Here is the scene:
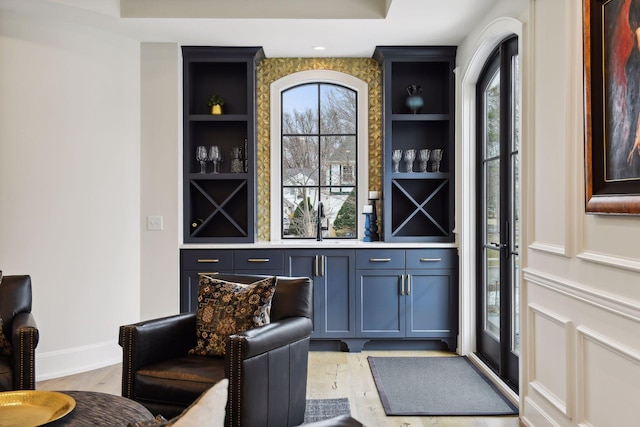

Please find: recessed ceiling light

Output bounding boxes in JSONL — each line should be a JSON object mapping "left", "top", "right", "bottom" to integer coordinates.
{"left": 313, "top": 46, "right": 326, "bottom": 51}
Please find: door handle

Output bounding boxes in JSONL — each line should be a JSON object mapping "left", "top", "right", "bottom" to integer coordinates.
{"left": 247, "top": 258, "right": 270, "bottom": 263}
{"left": 315, "top": 255, "right": 319, "bottom": 277}
{"left": 197, "top": 272, "right": 219, "bottom": 276}
{"left": 419, "top": 258, "right": 442, "bottom": 262}
{"left": 313, "top": 255, "right": 325, "bottom": 277}
{"left": 197, "top": 259, "right": 219, "bottom": 263}
{"left": 407, "top": 274, "right": 411, "bottom": 295}
{"left": 369, "top": 258, "right": 392, "bottom": 262}
{"left": 400, "top": 274, "right": 405, "bottom": 296}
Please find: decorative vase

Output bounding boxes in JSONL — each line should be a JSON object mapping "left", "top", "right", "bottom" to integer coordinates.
{"left": 405, "top": 85, "right": 424, "bottom": 114}
{"left": 210, "top": 104, "right": 222, "bottom": 115}
{"left": 231, "top": 147, "right": 243, "bottom": 173}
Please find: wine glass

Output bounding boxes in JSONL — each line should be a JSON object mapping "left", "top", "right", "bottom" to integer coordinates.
{"left": 196, "top": 146, "right": 208, "bottom": 173}
{"left": 209, "top": 146, "right": 221, "bottom": 173}
{"left": 431, "top": 148, "right": 443, "bottom": 172}
{"left": 418, "top": 149, "right": 431, "bottom": 172}
{"left": 403, "top": 149, "right": 416, "bottom": 173}
{"left": 392, "top": 150, "right": 403, "bottom": 173}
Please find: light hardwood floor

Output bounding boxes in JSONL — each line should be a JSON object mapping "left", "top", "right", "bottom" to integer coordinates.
{"left": 37, "top": 350, "right": 522, "bottom": 427}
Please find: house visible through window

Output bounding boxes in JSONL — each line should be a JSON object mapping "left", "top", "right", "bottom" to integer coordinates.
{"left": 280, "top": 83, "right": 358, "bottom": 239}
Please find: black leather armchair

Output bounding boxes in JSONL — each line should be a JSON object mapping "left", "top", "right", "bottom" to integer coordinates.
{"left": 0, "top": 274, "right": 39, "bottom": 391}
{"left": 119, "top": 274, "right": 313, "bottom": 427}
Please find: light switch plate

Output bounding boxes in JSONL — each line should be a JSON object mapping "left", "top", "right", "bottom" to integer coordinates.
{"left": 147, "top": 215, "right": 163, "bottom": 231}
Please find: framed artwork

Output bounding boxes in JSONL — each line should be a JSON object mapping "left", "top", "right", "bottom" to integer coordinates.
{"left": 584, "top": 0, "right": 640, "bottom": 214}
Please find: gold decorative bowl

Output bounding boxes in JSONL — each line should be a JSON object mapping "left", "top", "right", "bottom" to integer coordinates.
{"left": 0, "top": 390, "right": 76, "bottom": 427}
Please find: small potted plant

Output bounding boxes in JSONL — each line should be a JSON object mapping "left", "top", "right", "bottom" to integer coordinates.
{"left": 207, "top": 94, "right": 225, "bottom": 115}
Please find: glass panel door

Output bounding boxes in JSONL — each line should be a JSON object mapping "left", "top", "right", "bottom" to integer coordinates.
{"left": 476, "top": 36, "right": 519, "bottom": 391}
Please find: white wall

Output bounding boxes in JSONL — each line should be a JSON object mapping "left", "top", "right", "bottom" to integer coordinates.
{"left": 458, "top": 1, "right": 640, "bottom": 426}
{"left": 0, "top": 8, "right": 141, "bottom": 379}
{"left": 139, "top": 43, "right": 181, "bottom": 320}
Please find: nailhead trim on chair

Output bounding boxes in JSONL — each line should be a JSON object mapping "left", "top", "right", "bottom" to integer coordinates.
{"left": 18, "top": 329, "right": 24, "bottom": 389}
{"left": 227, "top": 335, "right": 246, "bottom": 427}
{"left": 17, "top": 327, "right": 36, "bottom": 390}
{"left": 120, "top": 326, "right": 134, "bottom": 399}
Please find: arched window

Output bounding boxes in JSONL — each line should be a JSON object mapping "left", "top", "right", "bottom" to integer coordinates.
{"left": 271, "top": 71, "right": 368, "bottom": 240}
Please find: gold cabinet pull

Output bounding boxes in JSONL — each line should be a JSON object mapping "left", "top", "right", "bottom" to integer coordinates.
{"left": 197, "top": 259, "right": 220, "bottom": 263}
{"left": 315, "top": 255, "right": 319, "bottom": 277}
{"left": 197, "top": 272, "right": 219, "bottom": 276}
{"left": 420, "top": 258, "right": 442, "bottom": 262}
{"left": 407, "top": 274, "right": 411, "bottom": 295}
{"left": 370, "top": 258, "right": 392, "bottom": 262}
{"left": 400, "top": 274, "right": 405, "bottom": 296}
{"left": 247, "top": 258, "right": 270, "bottom": 263}
{"left": 321, "top": 255, "right": 325, "bottom": 277}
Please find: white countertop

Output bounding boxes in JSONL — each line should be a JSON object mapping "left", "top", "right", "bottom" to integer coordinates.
{"left": 180, "top": 240, "right": 458, "bottom": 250}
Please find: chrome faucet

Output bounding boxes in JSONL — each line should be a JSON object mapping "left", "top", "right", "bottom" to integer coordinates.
{"left": 316, "top": 201, "right": 328, "bottom": 241}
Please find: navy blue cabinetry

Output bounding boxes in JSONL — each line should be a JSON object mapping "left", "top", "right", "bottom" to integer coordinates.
{"left": 182, "top": 47, "right": 264, "bottom": 243}
{"left": 232, "top": 249, "right": 284, "bottom": 275}
{"left": 180, "top": 247, "right": 457, "bottom": 352}
{"left": 180, "top": 249, "right": 233, "bottom": 312}
{"left": 355, "top": 249, "right": 405, "bottom": 340}
{"left": 374, "top": 46, "right": 456, "bottom": 243}
{"left": 285, "top": 249, "right": 355, "bottom": 344}
{"left": 356, "top": 248, "right": 458, "bottom": 351}
{"left": 180, "top": 249, "right": 283, "bottom": 312}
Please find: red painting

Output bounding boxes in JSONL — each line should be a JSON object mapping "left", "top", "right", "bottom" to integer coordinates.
{"left": 605, "top": 0, "right": 640, "bottom": 180}
{"left": 584, "top": 0, "right": 640, "bottom": 214}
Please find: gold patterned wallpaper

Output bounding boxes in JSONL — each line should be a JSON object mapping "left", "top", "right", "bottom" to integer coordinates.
{"left": 256, "top": 58, "right": 382, "bottom": 241}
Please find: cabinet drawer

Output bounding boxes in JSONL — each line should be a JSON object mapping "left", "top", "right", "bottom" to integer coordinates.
{"left": 181, "top": 250, "right": 233, "bottom": 272}
{"left": 405, "top": 249, "right": 456, "bottom": 269}
{"left": 234, "top": 250, "right": 284, "bottom": 271}
{"left": 356, "top": 249, "right": 405, "bottom": 269}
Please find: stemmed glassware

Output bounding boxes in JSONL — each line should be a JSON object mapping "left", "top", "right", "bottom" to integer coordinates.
{"left": 392, "top": 150, "right": 403, "bottom": 173}
{"left": 196, "top": 146, "right": 208, "bottom": 173}
{"left": 418, "top": 149, "right": 431, "bottom": 172}
{"left": 403, "top": 149, "right": 416, "bottom": 173}
{"left": 431, "top": 148, "right": 443, "bottom": 172}
{"left": 209, "top": 146, "right": 221, "bottom": 173}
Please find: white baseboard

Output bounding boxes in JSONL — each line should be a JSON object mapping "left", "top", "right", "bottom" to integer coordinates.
{"left": 36, "top": 341, "right": 121, "bottom": 381}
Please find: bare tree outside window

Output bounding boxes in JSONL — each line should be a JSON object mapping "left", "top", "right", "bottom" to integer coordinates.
{"left": 281, "top": 83, "right": 358, "bottom": 239}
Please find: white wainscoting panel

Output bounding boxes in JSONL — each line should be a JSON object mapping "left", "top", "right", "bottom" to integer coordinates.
{"left": 576, "top": 326, "right": 640, "bottom": 427}
{"left": 576, "top": 250, "right": 640, "bottom": 273}
{"left": 522, "top": 396, "right": 561, "bottom": 427}
{"left": 527, "top": 304, "right": 572, "bottom": 418}
{"left": 524, "top": 269, "right": 640, "bottom": 427}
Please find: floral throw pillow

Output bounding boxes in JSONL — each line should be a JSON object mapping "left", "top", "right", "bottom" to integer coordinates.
{"left": 189, "top": 276, "right": 277, "bottom": 357}
{"left": 0, "top": 317, "right": 12, "bottom": 357}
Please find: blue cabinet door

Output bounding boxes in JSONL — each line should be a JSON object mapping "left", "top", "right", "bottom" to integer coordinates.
{"left": 321, "top": 251, "right": 356, "bottom": 338}
{"left": 405, "top": 269, "right": 454, "bottom": 338}
{"left": 285, "top": 249, "right": 355, "bottom": 339}
{"left": 180, "top": 270, "right": 200, "bottom": 313}
{"left": 355, "top": 269, "right": 405, "bottom": 338}
{"left": 180, "top": 249, "right": 234, "bottom": 313}
{"left": 180, "top": 270, "right": 234, "bottom": 313}
{"left": 285, "top": 250, "right": 320, "bottom": 337}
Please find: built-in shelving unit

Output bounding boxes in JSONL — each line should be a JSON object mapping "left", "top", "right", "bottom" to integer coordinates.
{"left": 374, "top": 46, "right": 456, "bottom": 242}
{"left": 182, "top": 46, "right": 264, "bottom": 243}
